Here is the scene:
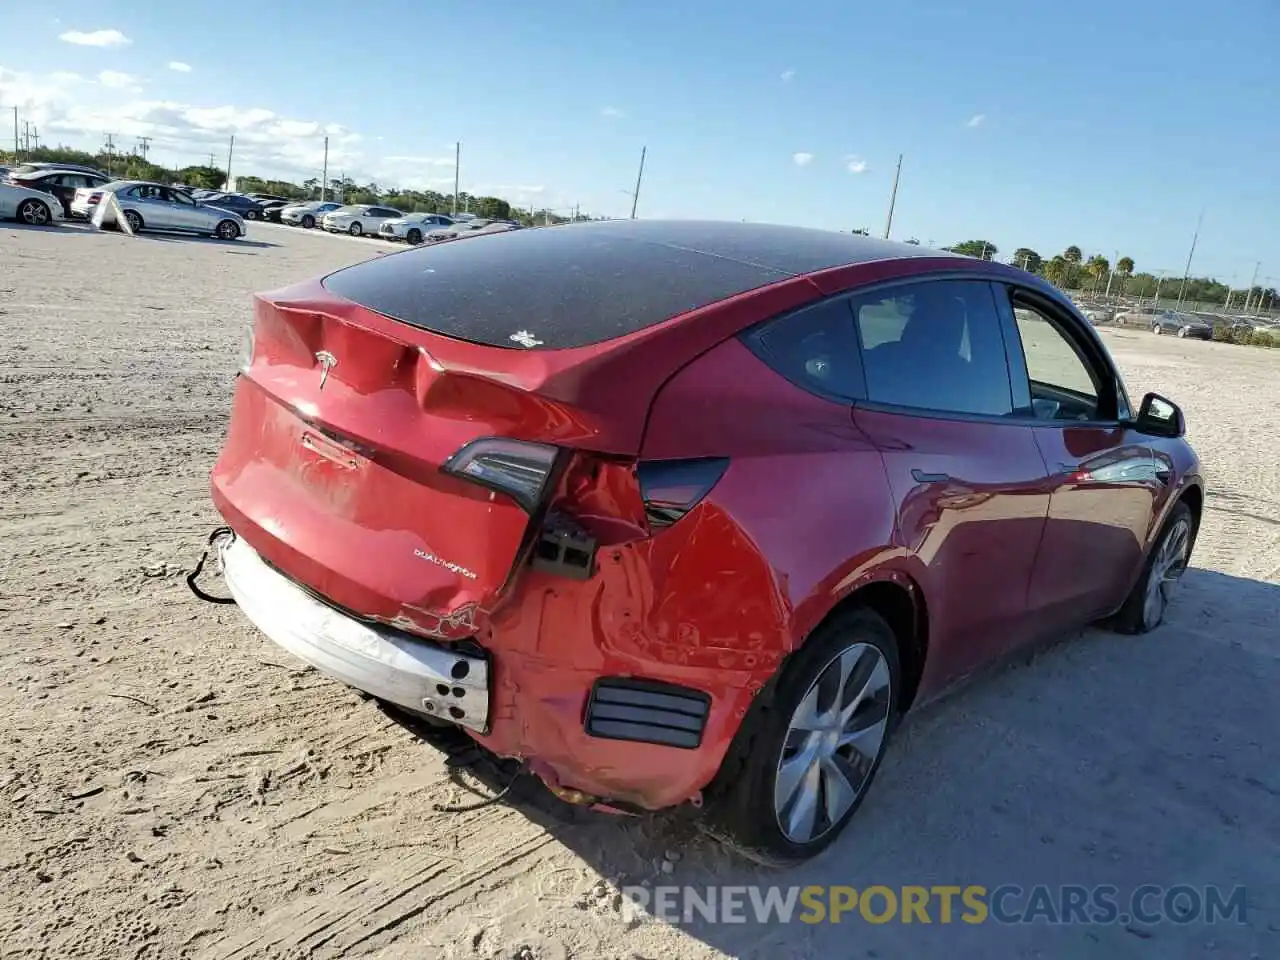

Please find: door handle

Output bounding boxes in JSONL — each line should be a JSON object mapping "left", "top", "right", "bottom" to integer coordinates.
{"left": 1056, "top": 461, "right": 1081, "bottom": 474}
{"left": 911, "top": 469, "right": 950, "bottom": 483}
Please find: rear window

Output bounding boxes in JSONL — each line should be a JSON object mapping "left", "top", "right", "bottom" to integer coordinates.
{"left": 321, "top": 224, "right": 789, "bottom": 350}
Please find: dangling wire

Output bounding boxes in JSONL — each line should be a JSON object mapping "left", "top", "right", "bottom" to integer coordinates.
{"left": 186, "top": 527, "right": 237, "bottom": 605}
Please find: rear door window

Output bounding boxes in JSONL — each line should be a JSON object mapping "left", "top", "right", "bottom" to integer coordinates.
{"left": 853, "top": 279, "right": 1013, "bottom": 416}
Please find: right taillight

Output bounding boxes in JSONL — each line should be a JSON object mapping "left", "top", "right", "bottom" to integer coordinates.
{"left": 636, "top": 457, "right": 730, "bottom": 529}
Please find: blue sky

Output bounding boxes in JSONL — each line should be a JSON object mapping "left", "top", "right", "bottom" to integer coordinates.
{"left": 2, "top": 0, "right": 1278, "bottom": 284}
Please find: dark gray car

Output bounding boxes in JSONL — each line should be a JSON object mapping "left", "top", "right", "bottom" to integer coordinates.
{"left": 1151, "top": 310, "right": 1213, "bottom": 340}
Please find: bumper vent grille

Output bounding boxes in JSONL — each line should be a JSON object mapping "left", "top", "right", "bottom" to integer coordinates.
{"left": 584, "top": 677, "right": 711, "bottom": 749}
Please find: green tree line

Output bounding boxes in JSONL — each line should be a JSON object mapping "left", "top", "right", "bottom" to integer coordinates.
{"left": 944, "top": 239, "right": 1277, "bottom": 311}
{"left": 1, "top": 144, "right": 593, "bottom": 226}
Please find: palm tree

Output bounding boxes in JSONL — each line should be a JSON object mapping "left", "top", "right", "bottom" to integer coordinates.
{"left": 1063, "top": 246, "right": 1083, "bottom": 289}
{"left": 1085, "top": 255, "right": 1110, "bottom": 294}
{"left": 1116, "top": 256, "right": 1135, "bottom": 296}
{"left": 1044, "top": 255, "right": 1069, "bottom": 287}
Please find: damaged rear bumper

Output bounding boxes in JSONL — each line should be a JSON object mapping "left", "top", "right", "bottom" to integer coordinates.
{"left": 217, "top": 535, "right": 490, "bottom": 732}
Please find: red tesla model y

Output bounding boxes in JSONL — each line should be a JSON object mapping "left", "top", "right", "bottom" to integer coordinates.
{"left": 206, "top": 220, "right": 1202, "bottom": 862}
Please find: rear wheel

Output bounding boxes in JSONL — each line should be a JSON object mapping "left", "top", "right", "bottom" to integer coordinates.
{"left": 301, "top": 214, "right": 315, "bottom": 229}
{"left": 349, "top": 222, "right": 363, "bottom": 236}
{"left": 215, "top": 219, "right": 241, "bottom": 241}
{"left": 702, "top": 607, "right": 899, "bottom": 864}
{"left": 123, "top": 209, "right": 143, "bottom": 234}
{"left": 407, "top": 228, "right": 423, "bottom": 245}
{"left": 245, "top": 210, "right": 260, "bottom": 221}
{"left": 17, "top": 198, "right": 51, "bottom": 226}
{"left": 1111, "top": 501, "right": 1194, "bottom": 634}
{"left": 1177, "top": 326, "right": 1188, "bottom": 338}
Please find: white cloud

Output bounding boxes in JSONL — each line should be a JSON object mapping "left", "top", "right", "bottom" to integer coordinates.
{"left": 792, "top": 152, "right": 814, "bottom": 167}
{"left": 97, "top": 70, "right": 141, "bottom": 92}
{"left": 59, "top": 28, "right": 130, "bottom": 47}
{"left": 966, "top": 113, "right": 985, "bottom": 128}
{"left": 168, "top": 61, "right": 192, "bottom": 73}
{"left": 845, "top": 154, "right": 868, "bottom": 174}
{"left": 600, "top": 106, "right": 625, "bottom": 118}
{"left": 781, "top": 69, "right": 796, "bottom": 82}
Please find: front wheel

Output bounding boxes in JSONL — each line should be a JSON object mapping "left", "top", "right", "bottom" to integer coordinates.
{"left": 123, "top": 210, "right": 143, "bottom": 234}
{"left": 301, "top": 214, "right": 315, "bottom": 229}
{"left": 1110, "top": 501, "right": 1194, "bottom": 634}
{"left": 215, "top": 219, "right": 241, "bottom": 241}
{"left": 1152, "top": 324, "right": 1163, "bottom": 335}
{"left": 348, "top": 222, "right": 363, "bottom": 236}
{"left": 17, "top": 198, "right": 52, "bottom": 226}
{"left": 702, "top": 607, "right": 899, "bottom": 864}
{"left": 245, "top": 210, "right": 260, "bottom": 221}
{"left": 407, "top": 228, "right": 423, "bottom": 245}
{"left": 1177, "top": 327, "right": 1188, "bottom": 338}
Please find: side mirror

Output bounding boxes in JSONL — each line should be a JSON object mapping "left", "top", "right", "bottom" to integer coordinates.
{"left": 1135, "top": 392, "right": 1185, "bottom": 438}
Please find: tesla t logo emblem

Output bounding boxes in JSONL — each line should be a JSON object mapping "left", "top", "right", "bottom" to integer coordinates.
{"left": 315, "top": 351, "right": 337, "bottom": 390}
{"left": 509, "top": 330, "right": 543, "bottom": 348}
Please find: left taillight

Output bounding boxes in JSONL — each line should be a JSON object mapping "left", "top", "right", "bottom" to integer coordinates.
{"left": 443, "top": 438, "right": 559, "bottom": 512}
{"left": 636, "top": 457, "right": 730, "bottom": 529}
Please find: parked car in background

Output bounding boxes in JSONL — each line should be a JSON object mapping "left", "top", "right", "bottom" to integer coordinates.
{"left": 378, "top": 212, "right": 455, "bottom": 244}
{"left": 72, "top": 181, "right": 245, "bottom": 239}
{"left": 1115, "top": 305, "right": 1157, "bottom": 327}
{"left": 322, "top": 204, "right": 404, "bottom": 236}
{"left": 260, "top": 199, "right": 293, "bottom": 223}
{"left": 280, "top": 201, "right": 342, "bottom": 229}
{"left": 245, "top": 193, "right": 290, "bottom": 203}
{"left": 8, "top": 161, "right": 109, "bottom": 180}
{"left": 1079, "top": 305, "right": 1115, "bottom": 325}
{"left": 7, "top": 167, "right": 111, "bottom": 218}
{"left": 422, "top": 217, "right": 516, "bottom": 243}
{"left": 202, "top": 221, "right": 1203, "bottom": 863}
{"left": 202, "top": 193, "right": 267, "bottom": 221}
{"left": 1, "top": 179, "right": 64, "bottom": 226}
{"left": 1151, "top": 310, "right": 1213, "bottom": 339}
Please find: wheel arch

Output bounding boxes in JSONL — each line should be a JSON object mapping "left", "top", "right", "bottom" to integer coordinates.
{"left": 801, "top": 571, "right": 930, "bottom": 713}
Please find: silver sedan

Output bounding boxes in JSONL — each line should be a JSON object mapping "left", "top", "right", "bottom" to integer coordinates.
{"left": 0, "top": 181, "right": 64, "bottom": 226}
{"left": 72, "top": 181, "right": 246, "bottom": 239}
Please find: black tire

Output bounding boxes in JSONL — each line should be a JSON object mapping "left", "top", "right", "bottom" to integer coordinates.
{"left": 215, "top": 219, "right": 240, "bottom": 241}
{"left": 1152, "top": 324, "right": 1162, "bottom": 335}
{"left": 123, "top": 209, "right": 144, "bottom": 234}
{"left": 17, "top": 198, "right": 52, "bottom": 226}
{"left": 349, "top": 221, "right": 362, "bottom": 236}
{"left": 1109, "top": 500, "right": 1195, "bottom": 635}
{"left": 301, "top": 214, "right": 315, "bottom": 229}
{"left": 1177, "top": 327, "right": 1188, "bottom": 338}
{"left": 245, "top": 210, "right": 260, "bottom": 221}
{"left": 701, "top": 607, "right": 900, "bottom": 865}
{"left": 407, "top": 228, "right": 423, "bottom": 245}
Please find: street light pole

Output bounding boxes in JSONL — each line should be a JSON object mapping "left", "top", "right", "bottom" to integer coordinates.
{"left": 630, "top": 146, "right": 646, "bottom": 219}
{"left": 1175, "top": 209, "right": 1203, "bottom": 308}
{"left": 883, "top": 153, "right": 903, "bottom": 239}
{"left": 1243, "top": 260, "right": 1261, "bottom": 313}
{"left": 321, "top": 135, "right": 329, "bottom": 201}
{"left": 452, "top": 141, "right": 460, "bottom": 217}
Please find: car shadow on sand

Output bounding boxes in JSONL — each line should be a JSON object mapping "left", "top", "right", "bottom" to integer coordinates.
{"left": 2, "top": 222, "right": 278, "bottom": 248}
{"left": 383, "top": 567, "right": 1279, "bottom": 958}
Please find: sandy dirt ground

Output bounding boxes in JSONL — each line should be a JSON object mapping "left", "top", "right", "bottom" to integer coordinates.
{"left": 1, "top": 222, "right": 1277, "bottom": 960}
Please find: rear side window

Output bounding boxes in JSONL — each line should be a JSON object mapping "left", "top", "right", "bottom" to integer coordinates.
{"left": 853, "top": 279, "right": 1013, "bottom": 416}
{"left": 742, "top": 298, "right": 863, "bottom": 402}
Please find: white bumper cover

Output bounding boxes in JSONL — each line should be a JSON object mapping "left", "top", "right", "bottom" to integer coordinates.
{"left": 219, "top": 536, "right": 490, "bottom": 731}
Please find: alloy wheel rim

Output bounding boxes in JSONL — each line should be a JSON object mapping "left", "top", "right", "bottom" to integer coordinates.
{"left": 22, "top": 201, "right": 47, "bottom": 225}
{"left": 219, "top": 221, "right": 237, "bottom": 239}
{"left": 774, "top": 642, "right": 892, "bottom": 844}
{"left": 1143, "top": 518, "right": 1190, "bottom": 629}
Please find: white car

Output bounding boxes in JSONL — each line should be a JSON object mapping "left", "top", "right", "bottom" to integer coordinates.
{"left": 321, "top": 204, "right": 405, "bottom": 237}
{"left": 378, "top": 212, "right": 456, "bottom": 244}
{"left": 0, "top": 181, "right": 65, "bottom": 227}
{"left": 280, "top": 201, "right": 342, "bottom": 229}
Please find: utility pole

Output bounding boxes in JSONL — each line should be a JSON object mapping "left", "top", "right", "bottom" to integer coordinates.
{"left": 12, "top": 106, "right": 18, "bottom": 161}
{"left": 30, "top": 126, "right": 40, "bottom": 150}
{"left": 22, "top": 121, "right": 30, "bottom": 153}
{"left": 1175, "top": 209, "right": 1203, "bottom": 308}
{"left": 1152, "top": 270, "right": 1167, "bottom": 310}
{"left": 136, "top": 135, "right": 151, "bottom": 161}
{"left": 452, "top": 141, "right": 460, "bottom": 217}
{"left": 224, "top": 134, "right": 235, "bottom": 190}
{"left": 1243, "top": 260, "right": 1261, "bottom": 313}
{"left": 103, "top": 133, "right": 116, "bottom": 176}
{"left": 882, "top": 153, "right": 904, "bottom": 239}
{"left": 321, "top": 135, "right": 329, "bottom": 201}
{"left": 630, "top": 146, "right": 647, "bottom": 219}
{"left": 1104, "top": 249, "right": 1118, "bottom": 298}
{"left": 208, "top": 152, "right": 216, "bottom": 168}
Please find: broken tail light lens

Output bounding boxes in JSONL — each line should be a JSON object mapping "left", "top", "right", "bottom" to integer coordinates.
{"left": 444, "top": 438, "right": 559, "bottom": 512}
{"left": 636, "top": 458, "right": 730, "bottom": 529}
{"left": 239, "top": 323, "right": 255, "bottom": 374}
